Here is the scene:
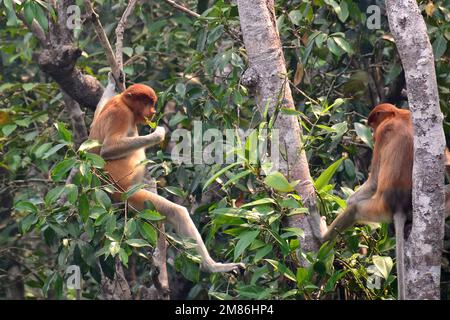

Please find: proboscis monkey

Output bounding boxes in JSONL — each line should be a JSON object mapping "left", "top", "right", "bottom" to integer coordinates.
{"left": 320, "top": 103, "right": 450, "bottom": 300}
{"left": 89, "top": 74, "right": 244, "bottom": 273}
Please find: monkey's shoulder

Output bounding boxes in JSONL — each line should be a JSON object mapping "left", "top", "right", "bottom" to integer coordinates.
{"left": 377, "top": 118, "right": 412, "bottom": 139}
{"left": 97, "top": 102, "right": 133, "bottom": 122}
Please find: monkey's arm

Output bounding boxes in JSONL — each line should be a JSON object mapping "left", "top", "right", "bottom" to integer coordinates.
{"left": 101, "top": 126, "right": 166, "bottom": 160}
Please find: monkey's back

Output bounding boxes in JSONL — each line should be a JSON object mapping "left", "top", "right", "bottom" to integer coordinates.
{"left": 375, "top": 111, "right": 413, "bottom": 215}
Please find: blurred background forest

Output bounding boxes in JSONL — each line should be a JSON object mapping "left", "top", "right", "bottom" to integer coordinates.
{"left": 0, "top": 0, "right": 449, "bottom": 300}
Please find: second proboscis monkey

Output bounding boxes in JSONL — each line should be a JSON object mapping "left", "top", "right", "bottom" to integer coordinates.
{"left": 320, "top": 103, "right": 450, "bottom": 299}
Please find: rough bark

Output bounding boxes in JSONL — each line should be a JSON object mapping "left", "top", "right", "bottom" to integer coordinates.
{"left": 17, "top": 0, "right": 104, "bottom": 110}
{"left": 37, "top": 45, "right": 103, "bottom": 109}
{"left": 386, "top": 0, "right": 445, "bottom": 300}
{"left": 236, "top": 0, "right": 322, "bottom": 255}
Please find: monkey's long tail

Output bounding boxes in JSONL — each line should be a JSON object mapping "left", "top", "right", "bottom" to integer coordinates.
{"left": 394, "top": 212, "right": 407, "bottom": 300}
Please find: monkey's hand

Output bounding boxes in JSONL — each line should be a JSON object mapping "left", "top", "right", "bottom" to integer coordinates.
{"left": 153, "top": 126, "right": 166, "bottom": 141}
{"left": 201, "top": 261, "right": 245, "bottom": 273}
{"left": 143, "top": 126, "right": 166, "bottom": 147}
{"left": 319, "top": 216, "right": 328, "bottom": 237}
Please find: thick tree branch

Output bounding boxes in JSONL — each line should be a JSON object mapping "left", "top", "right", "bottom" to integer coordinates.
{"left": 37, "top": 45, "right": 104, "bottom": 109}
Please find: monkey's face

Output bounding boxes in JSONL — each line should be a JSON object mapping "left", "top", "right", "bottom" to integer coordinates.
{"left": 122, "top": 84, "right": 158, "bottom": 123}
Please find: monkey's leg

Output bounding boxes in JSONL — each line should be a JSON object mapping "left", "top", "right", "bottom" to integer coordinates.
{"left": 322, "top": 196, "right": 389, "bottom": 242}
{"left": 393, "top": 212, "right": 406, "bottom": 300}
{"left": 129, "top": 190, "right": 245, "bottom": 273}
{"left": 322, "top": 204, "right": 358, "bottom": 242}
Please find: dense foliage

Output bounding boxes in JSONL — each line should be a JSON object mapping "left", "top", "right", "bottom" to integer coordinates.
{"left": 0, "top": 0, "right": 449, "bottom": 299}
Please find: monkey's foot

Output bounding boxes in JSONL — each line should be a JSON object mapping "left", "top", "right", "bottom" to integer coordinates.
{"left": 202, "top": 262, "right": 245, "bottom": 273}
{"left": 319, "top": 216, "right": 328, "bottom": 237}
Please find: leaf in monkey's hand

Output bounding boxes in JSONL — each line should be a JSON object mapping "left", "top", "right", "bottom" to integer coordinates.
{"left": 145, "top": 119, "right": 157, "bottom": 129}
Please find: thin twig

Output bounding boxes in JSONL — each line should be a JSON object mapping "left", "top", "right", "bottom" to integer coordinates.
{"left": 163, "top": 0, "right": 200, "bottom": 18}
{"left": 115, "top": 0, "right": 138, "bottom": 72}
{"left": 84, "top": 0, "right": 123, "bottom": 90}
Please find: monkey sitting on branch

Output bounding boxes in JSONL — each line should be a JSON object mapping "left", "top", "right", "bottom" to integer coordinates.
{"left": 89, "top": 74, "right": 245, "bottom": 273}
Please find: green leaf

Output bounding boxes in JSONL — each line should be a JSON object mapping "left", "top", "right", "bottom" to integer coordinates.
{"left": 314, "top": 158, "right": 344, "bottom": 191}
{"left": 95, "top": 189, "right": 111, "bottom": 210}
{"left": 64, "top": 184, "right": 78, "bottom": 205}
{"left": 15, "top": 201, "right": 38, "bottom": 214}
{"left": 33, "top": 1, "right": 48, "bottom": 31}
{"left": 288, "top": 10, "right": 302, "bottom": 26}
{"left": 354, "top": 122, "right": 373, "bottom": 149}
{"left": 254, "top": 244, "right": 272, "bottom": 263}
{"left": 34, "top": 142, "right": 53, "bottom": 159}
{"left": 123, "top": 47, "right": 133, "bottom": 57}
{"left": 78, "top": 139, "right": 102, "bottom": 152}
{"left": 43, "top": 273, "right": 57, "bottom": 297}
{"left": 327, "top": 37, "right": 343, "bottom": 56}
{"left": 140, "top": 209, "right": 165, "bottom": 221}
{"left": 2, "top": 124, "right": 17, "bottom": 136}
{"left": 84, "top": 153, "right": 105, "bottom": 168}
{"left": 42, "top": 143, "right": 66, "bottom": 159}
{"left": 4, "top": 0, "right": 18, "bottom": 26}
{"left": 265, "top": 259, "right": 296, "bottom": 282}
{"left": 240, "top": 198, "right": 276, "bottom": 208}
{"left": 121, "top": 183, "right": 145, "bottom": 201}
{"left": 45, "top": 186, "right": 65, "bottom": 206}
{"left": 78, "top": 194, "right": 89, "bottom": 222}
{"left": 51, "top": 158, "right": 77, "bottom": 181}
{"left": 296, "top": 267, "right": 310, "bottom": 287}
{"left": 282, "top": 227, "right": 304, "bottom": 239}
{"left": 175, "top": 83, "right": 186, "bottom": 97}
{"left": 126, "top": 238, "right": 151, "bottom": 248}
{"left": 337, "top": 0, "right": 349, "bottom": 22}
{"left": 324, "top": 270, "right": 348, "bottom": 292}
{"left": 206, "top": 25, "right": 224, "bottom": 45}
{"left": 234, "top": 230, "right": 259, "bottom": 260}
{"left": 20, "top": 213, "right": 38, "bottom": 233}
{"left": 119, "top": 248, "right": 129, "bottom": 266}
{"left": 333, "top": 36, "right": 353, "bottom": 54}
{"left": 138, "top": 221, "right": 157, "bottom": 246}
{"left": 432, "top": 34, "right": 447, "bottom": 61}
{"left": 203, "top": 162, "right": 240, "bottom": 191}
{"left": 22, "top": 83, "right": 37, "bottom": 92}
{"left": 54, "top": 122, "right": 72, "bottom": 143}
{"left": 264, "top": 171, "right": 295, "bottom": 192}
{"left": 221, "top": 169, "right": 252, "bottom": 189}
{"left": 164, "top": 186, "right": 186, "bottom": 198}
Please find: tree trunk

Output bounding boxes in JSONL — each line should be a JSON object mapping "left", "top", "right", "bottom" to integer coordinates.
{"left": 236, "top": 0, "right": 322, "bottom": 255}
{"left": 386, "top": 0, "right": 445, "bottom": 300}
